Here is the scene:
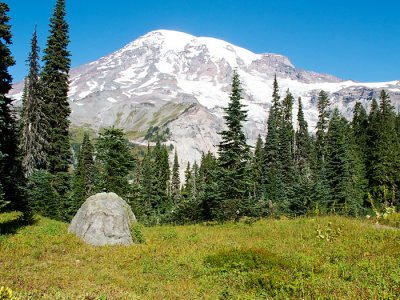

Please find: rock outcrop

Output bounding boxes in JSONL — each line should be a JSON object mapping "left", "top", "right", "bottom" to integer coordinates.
{"left": 68, "top": 192, "right": 136, "bottom": 246}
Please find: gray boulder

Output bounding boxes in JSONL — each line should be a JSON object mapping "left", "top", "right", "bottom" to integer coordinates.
{"left": 68, "top": 192, "right": 136, "bottom": 246}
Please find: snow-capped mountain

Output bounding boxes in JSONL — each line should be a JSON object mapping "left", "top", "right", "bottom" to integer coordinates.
{"left": 10, "top": 29, "right": 400, "bottom": 166}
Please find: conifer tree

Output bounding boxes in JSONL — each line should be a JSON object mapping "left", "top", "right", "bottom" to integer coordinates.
{"left": 181, "top": 162, "right": 193, "bottom": 200}
{"left": 95, "top": 127, "right": 135, "bottom": 198}
{"left": 217, "top": 70, "right": 251, "bottom": 219}
{"left": 294, "top": 97, "right": 312, "bottom": 170}
{"left": 198, "top": 151, "right": 219, "bottom": 220}
{"left": 140, "top": 145, "right": 157, "bottom": 214}
{"left": 71, "top": 132, "right": 95, "bottom": 213}
{"left": 315, "top": 90, "right": 330, "bottom": 164}
{"left": 251, "top": 135, "right": 264, "bottom": 200}
{"left": 263, "top": 76, "right": 285, "bottom": 209}
{"left": 0, "top": 2, "right": 28, "bottom": 216}
{"left": 367, "top": 91, "right": 400, "bottom": 206}
{"left": 325, "top": 109, "right": 365, "bottom": 215}
{"left": 292, "top": 97, "right": 314, "bottom": 214}
{"left": 152, "top": 141, "right": 170, "bottom": 209}
{"left": 41, "top": 0, "right": 71, "bottom": 174}
{"left": 351, "top": 102, "right": 368, "bottom": 163}
{"left": 279, "top": 89, "right": 295, "bottom": 204}
{"left": 170, "top": 150, "right": 180, "bottom": 205}
{"left": 20, "top": 27, "right": 49, "bottom": 177}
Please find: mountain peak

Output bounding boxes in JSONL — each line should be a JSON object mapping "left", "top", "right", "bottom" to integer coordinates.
{"left": 9, "top": 30, "right": 400, "bottom": 170}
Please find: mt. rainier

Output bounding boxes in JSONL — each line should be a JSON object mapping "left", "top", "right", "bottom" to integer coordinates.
{"left": 10, "top": 29, "right": 400, "bottom": 166}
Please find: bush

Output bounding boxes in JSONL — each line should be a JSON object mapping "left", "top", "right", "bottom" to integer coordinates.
{"left": 130, "top": 223, "right": 145, "bottom": 244}
{"left": 380, "top": 212, "right": 400, "bottom": 228}
{"left": 0, "top": 287, "right": 14, "bottom": 300}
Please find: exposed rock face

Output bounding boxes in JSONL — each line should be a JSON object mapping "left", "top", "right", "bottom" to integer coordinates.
{"left": 9, "top": 29, "right": 400, "bottom": 171}
{"left": 68, "top": 192, "right": 136, "bottom": 246}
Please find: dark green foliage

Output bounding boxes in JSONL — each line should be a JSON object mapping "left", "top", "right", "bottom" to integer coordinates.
{"left": 20, "top": 28, "right": 49, "bottom": 177}
{"left": 138, "top": 142, "right": 171, "bottom": 223}
{"left": 292, "top": 97, "right": 314, "bottom": 214}
{"left": 152, "top": 141, "right": 170, "bottom": 208}
{"left": 0, "top": 3, "right": 29, "bottom": 218}
{"left": 351, "top": 102, "right": 368, "bottom": 153}
{"left": 367, "top": 91, "right": 400, "bottom": 206}
{"left": 217, "top": 70, "right": 251, "bottom": 220}
{"left": 279, "top": 90, "right": 295, "bottom": 205}
{"left": 315, "top": 90, "right": 330, "bottom": 164}
{"left": 263, "top": 76, "right": 286, "bottom": 210}
{"left": 70, "top": 132, "right": 95, "bottom": 214}
{"left": 95, "top": 127, "right": 135, "bottom": 198}
{"left": 130, "top": 223, "right": 146, "bottom": 244}
{"left": 27, "top": 170, "right": 59, "bottom": 219}
{"left": 170, "top": 150, "right": 180, "bottom": 205}
{"left": 181, "top": 162, "right": 193, "bottom": 200}
{"left": 251, "top": 135, "right": 264, "bottom": 200}
{"left": 41, "top": 0, "right": 71, "bottom": 174}
{"left": 198, "top": 151, "right": 219, "bottom": 220}
{"left": 140, "top": 145, "right": 157, "bottom": 215}
{"left": 325, "top": 109, "right": 366, "bottom": 215}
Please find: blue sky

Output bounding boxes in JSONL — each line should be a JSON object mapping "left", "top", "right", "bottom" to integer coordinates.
{"left": 8, "top": 0, "right": 400, "bottom": 83}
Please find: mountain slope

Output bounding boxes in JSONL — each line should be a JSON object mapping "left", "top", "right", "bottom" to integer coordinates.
{"left": 10, "top": 29, "right": 400, "bottom": 166}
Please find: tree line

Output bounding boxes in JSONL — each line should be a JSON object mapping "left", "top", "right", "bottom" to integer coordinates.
{"left": 0, "top": 0, "right": 399, "bottom": 224}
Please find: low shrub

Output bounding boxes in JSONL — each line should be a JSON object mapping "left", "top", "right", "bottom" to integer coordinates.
{"left": 130, "top": 223, "right": 145, "bottom": 244}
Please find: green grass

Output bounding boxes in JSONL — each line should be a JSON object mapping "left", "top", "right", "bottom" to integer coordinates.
{"left": 0, "top": 212, "right": 399, "bottom": 299}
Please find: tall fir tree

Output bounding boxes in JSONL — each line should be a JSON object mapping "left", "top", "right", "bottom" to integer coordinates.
{"left": 315, "top": 90, "right": 330, "bottom": 164}
{"left": 263, "top": 76, "right": 285, "bottom": 210}
{"left": 367, "top": 91, "right": 400, "bottom": 206}
{"left": 153, "top": 141, "right": 170, "bottom": 210}
{"left": 292, "top": 97, "right": 314, "bottom": 214}
{"left": 279, "top": 89, "right": 295, "bottom": 207}
{"left": 0, "top": 2, "right": 28, "bottom": 216}
{"left": 217, "top": 70, "right": 251, "bottom": 220}
{"left": 181, "top": 162, "right": 193, "bottom": 200}
{"left": 19, "top": 27, "right": 49, "bottom": 177}
{"left": 351, "top": 102, "right": 368, "bottom": 163}
{"left": 198, "top": 151, "right": 219, "bottom": 220}
{"left": 294, "top": 97, "right": 312, "bottom": 170}
{"left": 251, "top": 135, "right": 264, "bottom": 200}
{"left": 95, "top": 127, "right": 135, "bottom": 198}
{"left": 41, "top": 0, "right": 71, "bottom": 174}
{"left": 325, "top": 109, "right": 366, "bottom": 215}
{"left": 70, "top": 132, "right": 95, "bottom": 214}
{"left": 170, "top": 150, "right": 180, "bottom": 205}
{"left": 140, "top": 145, "right": 158, "bottom": 215}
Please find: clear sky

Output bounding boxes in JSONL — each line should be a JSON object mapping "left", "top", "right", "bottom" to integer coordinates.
{"left": 8, "top": 0, "right": 400, "bottom": 83}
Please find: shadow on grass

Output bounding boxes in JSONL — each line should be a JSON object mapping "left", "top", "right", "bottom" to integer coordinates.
{"left": 0, "top": 213, "right": 36, "bottom": 235}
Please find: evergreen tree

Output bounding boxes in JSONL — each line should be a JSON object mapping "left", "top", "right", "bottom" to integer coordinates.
{"left": 0, "top": 2, "right": 28, "bottom": 216}
{"left": 279, "top": 89, "right": 295, "bottom": 207}
{"left": 95, "top": 127, "right": 135, "bottom": 198}
{"left": 294, "top": 97, "right": 312, "bottom": 170}
{"left": 152, "top": 141, "right": 170, "bottom": 210}
{"left": 140, "top": 145, "right": 157, "bottom": 215}
{"left": 181, "top": 162, "right": 193, "bottom": 200}
{"left": 217, "top": 70, "right": 251, "bottom": 220}
{"left": 71, "top": 132, "right": 95, "bottom": 214}
{"left": 251, "top": 135, "right": 264, "bottom": 200}
{"left": 19, "top": 27, "right": 49, "bottom": 177}
{"left": 315, "top": 90, "right": 330, "bottom": 164}
{"left": 170, "top": 150, "right": 180, "bottom": 205}
{"left": 325, "top": 109, "right": 365, "bottom": 215}
{"left": 198, "top": 151, "right": 219, "bottom": 220}
{"left": 351, "top": 102, "right": 368, "bottom": 163}
{"left": 367, "top": 91, "right": 400, "bottom": 206}
{"left": 263, "top": 76, "right": 285, "bottom": 211}
{"left": 292, "top": 97, "right": 314, "bottom": 214}
{"left": 41, "top": 0, "right": 71, "bottom": 174}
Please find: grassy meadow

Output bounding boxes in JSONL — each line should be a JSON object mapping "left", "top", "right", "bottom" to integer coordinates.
{"left": 0, "top": 212, "right": 399, "bottom": 299}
